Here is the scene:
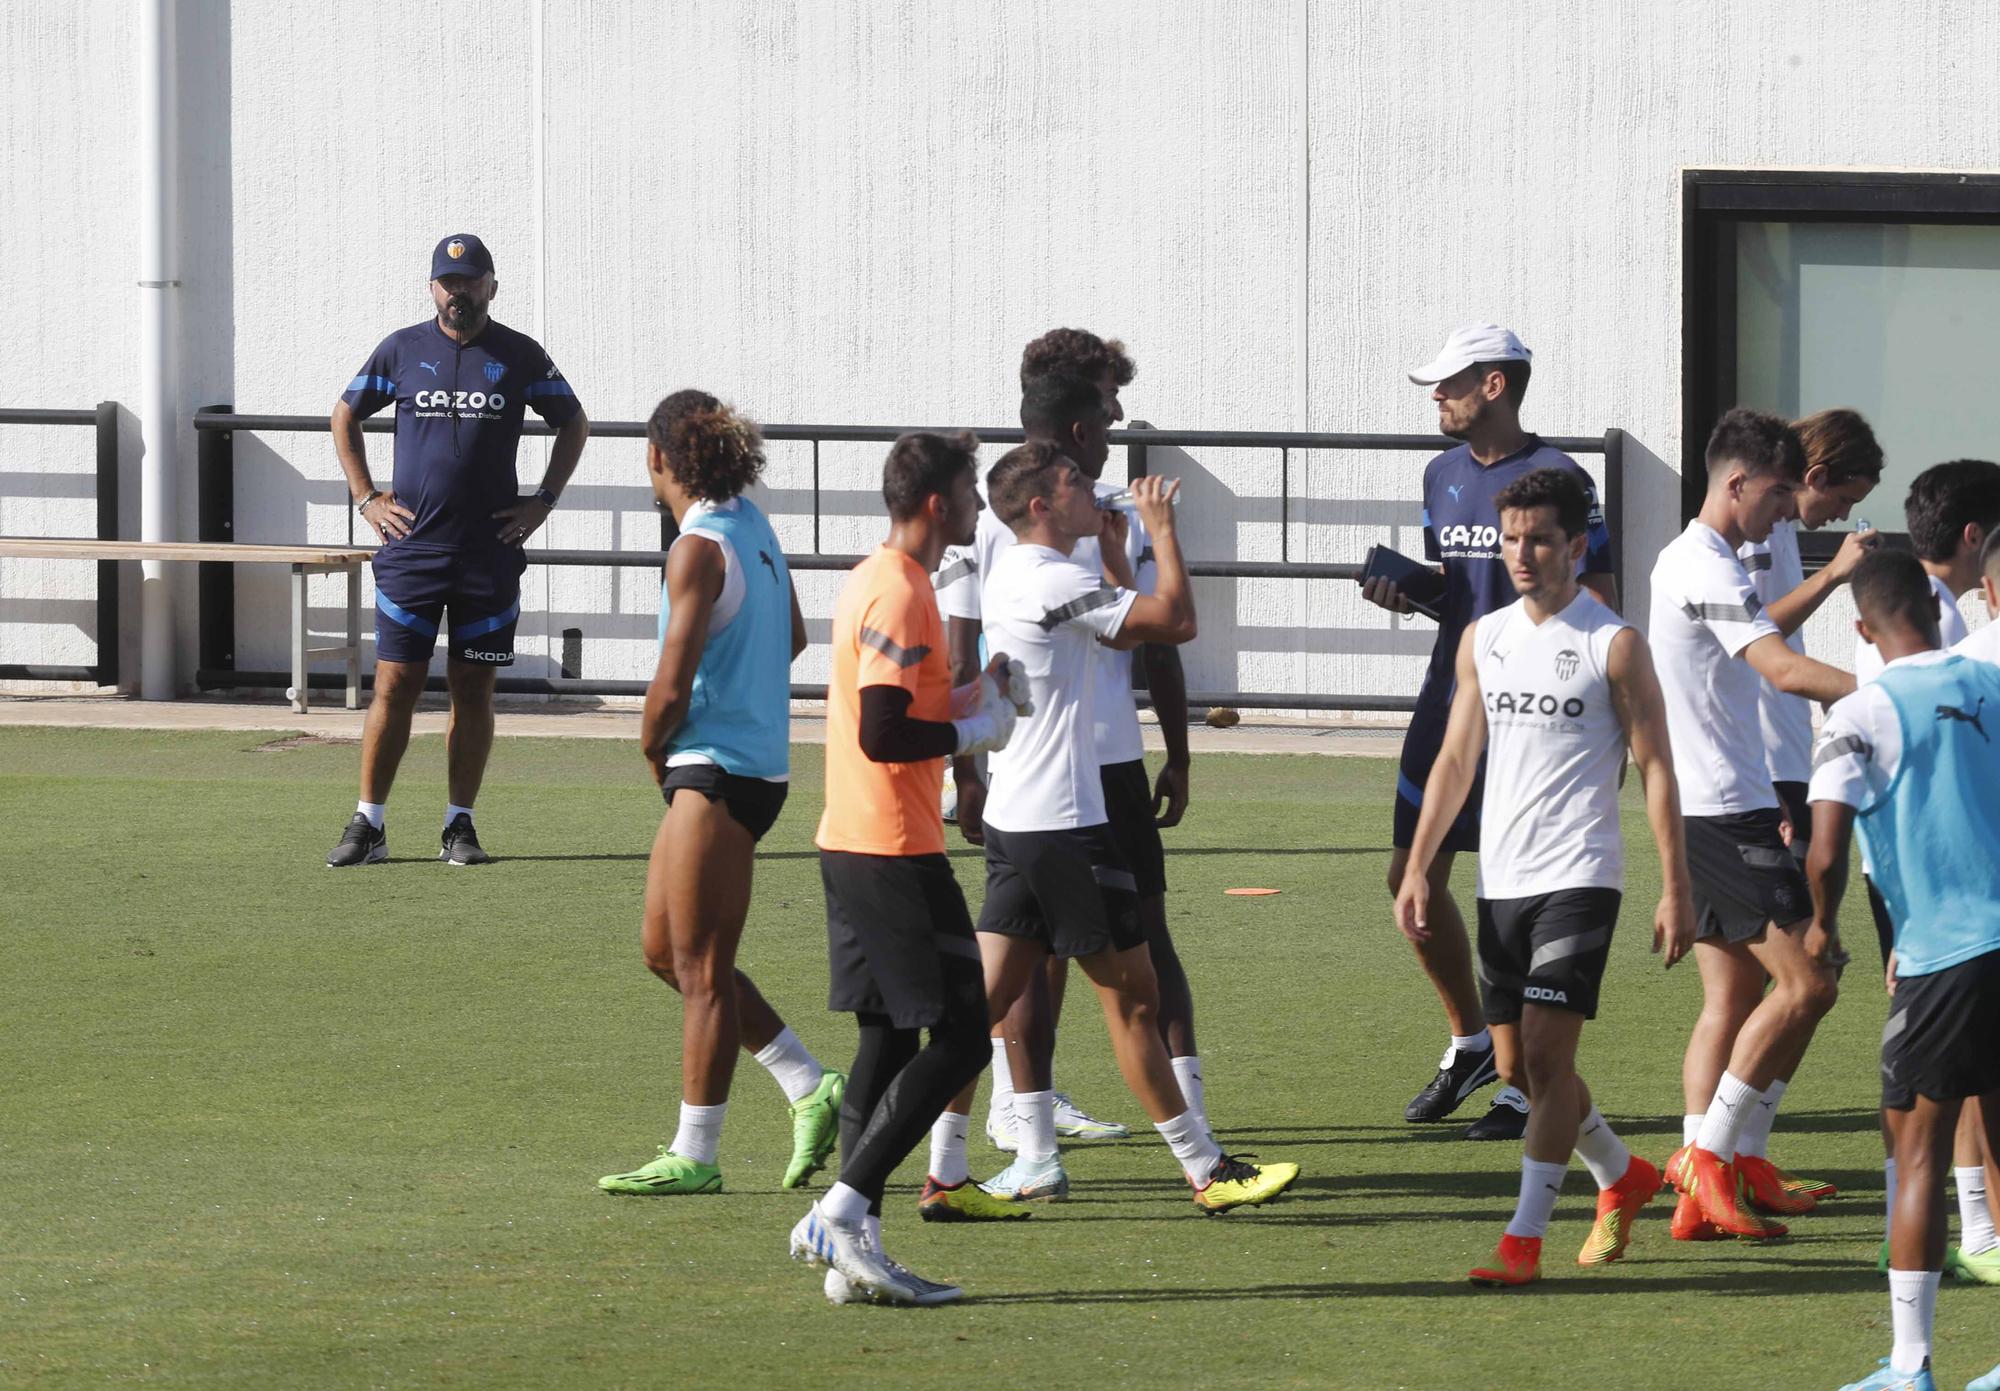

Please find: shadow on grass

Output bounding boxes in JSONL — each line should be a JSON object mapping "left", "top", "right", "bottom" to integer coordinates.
{"left": 493, "top": 845, "right": 1388, "bottom": 864}
{"left": 965, "top": 1263, "right": 1887, "bottom": 1303}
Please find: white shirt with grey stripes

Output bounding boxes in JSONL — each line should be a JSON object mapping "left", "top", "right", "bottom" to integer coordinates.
{"left": 978, "top": 542, "right": 1139, "bottom": 833}
{"left": 935, "top": 479, "right": 1156, "bottom": 765}
{"left": 1737, "top": 519, "right": 1814, "bottom": 784}
{"left": 1648, "top": 519, "right": 1786, "bottom": 816}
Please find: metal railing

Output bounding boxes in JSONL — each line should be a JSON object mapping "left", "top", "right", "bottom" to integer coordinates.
{"left": 0, "top": 404, "right": 121, "bottom": 687}
{"left": 171, "top": 412, "right": 1624, "bottom": 711}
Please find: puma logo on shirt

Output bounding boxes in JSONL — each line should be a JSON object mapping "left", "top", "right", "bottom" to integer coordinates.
{"left": 1935, "top": 697, "right": 1988, "bottom": 741}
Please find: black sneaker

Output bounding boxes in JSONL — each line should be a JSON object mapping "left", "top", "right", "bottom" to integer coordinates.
{"left": 439, "top": 813, "right": 490, "bottom": 866}
{"left": 326, "top": 813, "right": 387, "bottom": 867}
{"left": 1403, "top": 1043, "right": 1499, "bottom": 1123}
{"left": 1464, "top": 1087, "right": 1530, "bottom": 1140}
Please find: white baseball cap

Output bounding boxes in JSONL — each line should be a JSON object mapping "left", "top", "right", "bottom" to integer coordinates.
{"left": 1407, "top": 323, "right": 1532, "bottom": 386}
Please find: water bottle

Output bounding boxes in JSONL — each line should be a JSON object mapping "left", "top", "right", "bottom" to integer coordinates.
{"left": 1853, "top": 518, "right": 1873, "bottom": 534}
{"left": 1096, "top": 480, "right": 1181, "bottom": 513}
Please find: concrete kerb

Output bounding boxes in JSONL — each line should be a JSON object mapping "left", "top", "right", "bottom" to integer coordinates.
{"left": 0, "top": 693, "right": 1405, "bottom": 758}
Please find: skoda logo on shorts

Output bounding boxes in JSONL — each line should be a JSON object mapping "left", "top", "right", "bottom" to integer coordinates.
{"left": 1555, "top": 648, "right": 1580, "bottom": 681}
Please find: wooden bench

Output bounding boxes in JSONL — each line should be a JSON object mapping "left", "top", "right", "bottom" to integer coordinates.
{"left": 0, "top": 539, "right": 372, "bottom": 713}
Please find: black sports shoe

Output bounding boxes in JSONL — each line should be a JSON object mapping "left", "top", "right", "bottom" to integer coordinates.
{"left": 439, "top": 813, "right": 490, "bottom": 866}
{"left": 1403, "top": 1043, "right": 1499, "bottom": 1123}
{"left": 1464, "top": 1087, "right": 1530, "bottom": 1140}
{"left": 326, "top": 813, "right": 387, "bottom": 867}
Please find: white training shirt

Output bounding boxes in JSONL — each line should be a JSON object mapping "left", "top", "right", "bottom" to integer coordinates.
{"left": 1473, "top": 590, "right": 1633, "bottom": 899}
{"left": 1648, "top": 520, "right": 1786, "bottom": 816}
{"left": 1956, "top": 617, "right": 2000, "bottom": 666}
{"left": 978, "top": 542, "right": 1138, "bottom": 832}
{"left": 935, "top": 479, "right": 1155, "bottom": 765}
{"left": 1738, "top": 519, "right": 1813, "bottom": 784}
{"left": 1854, "top": 574, "right": 1969, "bottom": 683}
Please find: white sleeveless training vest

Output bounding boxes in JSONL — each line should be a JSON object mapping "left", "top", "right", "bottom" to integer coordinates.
{"left": 1473, "top": 590, "right": 1632, "bottom": 899}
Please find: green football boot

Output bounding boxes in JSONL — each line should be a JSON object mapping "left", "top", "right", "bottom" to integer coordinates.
{"left": 784, "top": 1069, "right": 846, "bottom": 1189}
{"left": 598, "top": 1147, "right": 723, "bottom": 1196}
{"left": 1949, "top": 1242, "right": 1999, "bottom": 1284}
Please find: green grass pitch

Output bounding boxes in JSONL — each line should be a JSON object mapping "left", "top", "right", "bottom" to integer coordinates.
{"left": 0, "top": 726, "right": 1984, "bottom": 1389}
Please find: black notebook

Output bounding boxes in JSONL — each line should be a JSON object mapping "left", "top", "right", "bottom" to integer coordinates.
{"left": 1359, "top": 544, "right": 1446, "bottom": 621}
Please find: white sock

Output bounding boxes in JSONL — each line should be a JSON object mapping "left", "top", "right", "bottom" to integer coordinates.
{"left": 1491, "top": 1085, "right": 1530, "bottom": 1112}
{"left": 1695, "top": 1071, "right": 1757, "bottom": 1159}
{"left": 819, "top": 1180, "right": 869, "bottom": 1224}
{"left": 753, "top": 1027, "right": 825, "bottom": 1105}
{"left": 987, "top": 1037, "right": 1014, "bottom": 1129}
{"left": 356, "top": 800, "right": 386, "bottom": 829}
{"left": 1735, "top": 1078, "right": 1785, "bottom": 1160}
{"left": 1170, "top": 1056, "right": 1206, "bottom": 1122}
{"left": 1887, "top": 1268, "right": 1940, "bottom": 1373}
{"left": 1014, "top": 1091, "right": 1059, "bottom": 1164}
{"left": 1957, "top": 1166, "right": 1997, "bottom": 1255}
{"left": 1450, "top": 1029, "right": 1492, "bottom": 1056}
{"left": 1573, "top": 1107, "right": 1633, "bottom": 1189}
{"left": 1156, "top": 1106, "right": 1223, "bottom": 1186}
{"left": 865, "top": 1213, "right": 882, "bottom": 1249}
{"left": 1683, "top": 1114, "right": 1704, "bottom": 1147}
{"left": 444, "top": 802, "right": 475, "bottom": 828}
{"left": 929, "top": 1112, "right": 970, "bottom": 1187}
{"left": 1885, "top": 1157, "right": 1898, "bottom": 1233}
{"left": 669, "top": 1101, "right": 727, "bottom": 1165}
{"left": 1504, "top": 1158, "right": 1569, "bottom": 1239}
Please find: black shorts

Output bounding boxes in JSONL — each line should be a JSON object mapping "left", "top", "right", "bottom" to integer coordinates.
{"left": 978, "top": 823, "right": 1146, "bottom": 959}
{"left": 1686, "top": 809, "right": 1811, "bottom": 943}
{"left": 661, "top": 764, "right": 789, "bottom": 842}
{"left": 1100, "top": 759, "right": 1168, "bottom": 897}
{"left": 1477, "top": 888, "right": 1621, "bottom": 1023}
{"left": 821, "top": 851, "right": 986, "bottom": 1030}
{"left": 1774, "top": 780, "right": 1811, "bottom": 862}
{"left": 1882, "top": 948, "right": 2000, "bottom": 1110}
{"left": 1394, "top": 685, "right": 1483, "bottom": 854}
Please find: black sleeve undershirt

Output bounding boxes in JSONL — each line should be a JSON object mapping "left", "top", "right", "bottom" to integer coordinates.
{"left": 859, "top": 685, "right": 958, "bottom": 763}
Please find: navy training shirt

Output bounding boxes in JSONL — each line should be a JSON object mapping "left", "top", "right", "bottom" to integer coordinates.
{"left": 342, "top": 318, "right": 582, "bottom": 552}
{"left": 1416, "top": 436, "right": 1614, "bottom": 711}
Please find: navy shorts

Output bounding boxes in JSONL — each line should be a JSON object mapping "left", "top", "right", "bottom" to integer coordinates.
{"left": 1393, "top": 685, "right": 1484, "bottom": 854}
{"left": 372, "top": 543, "right": 526, "bottom": 666}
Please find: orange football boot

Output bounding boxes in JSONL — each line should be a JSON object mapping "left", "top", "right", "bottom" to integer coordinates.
{"left": 1578, "top": 1155, "right": 1663, "bottom": 1265}
{"left": 1470, "top": 1233, "right": 1542, "bottom": 1286}
{"left": 1769, "top": 1158, "right": 1838, "bottom": 1201}
{"left": 1736, "top": 1154, "right": 1818, "bottom": 1215}
{"left": 1685, "top": 1147, "right": 1787, "bottom": 1239}
{"left": 1669, "top": 1191, "right": 1728, "bottom": 1241}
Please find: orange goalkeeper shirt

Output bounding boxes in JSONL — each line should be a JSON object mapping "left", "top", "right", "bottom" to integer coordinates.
{"left": 815, "top": 546, "right": 953, "bottom": 857}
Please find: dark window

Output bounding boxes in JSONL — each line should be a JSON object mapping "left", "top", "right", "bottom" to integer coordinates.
{"left": 1684, "top": 169, "right": 2000, "bottom": 563}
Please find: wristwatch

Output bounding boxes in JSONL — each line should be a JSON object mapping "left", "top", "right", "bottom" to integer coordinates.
{"left": 533, "top": 486, "right": 559, "bottom": 508}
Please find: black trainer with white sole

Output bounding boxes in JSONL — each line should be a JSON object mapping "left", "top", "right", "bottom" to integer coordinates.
{"left": 440, "top": 813, "right": 491, "bottom": 866}
{"left": 326, "top": 813, "right": 387, "bottom": 867}
{"left": 1403, "top": 1043, "right": 1499, "bottom": 1123}
{"left": 1463, "top": 1087, "right": 1530, "bottom": 1140}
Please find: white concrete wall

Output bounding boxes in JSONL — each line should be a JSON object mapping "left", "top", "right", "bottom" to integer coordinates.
{"left": 4, "top": 1, "right": 1997, "bottom": 698}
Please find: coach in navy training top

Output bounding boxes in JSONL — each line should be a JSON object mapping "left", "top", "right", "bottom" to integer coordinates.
{"left": 1361, "top": 322, "right": 1617, "bottom": 1142}
{"left": 324, "top": 233, "right": 591, "bottom": 871}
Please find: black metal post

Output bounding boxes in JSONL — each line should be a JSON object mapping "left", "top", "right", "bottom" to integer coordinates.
{"left": 94, "top": 400, "right": 120, "bottom": 687}
{"left": 1126, "top": 419, "right": 1151, "bottom": 479}
{"left": 1602, "top": 427, "right": 1625, "bottom": 601}
{"left": 197, "top": 404, "right": 235, "bottom": 680}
